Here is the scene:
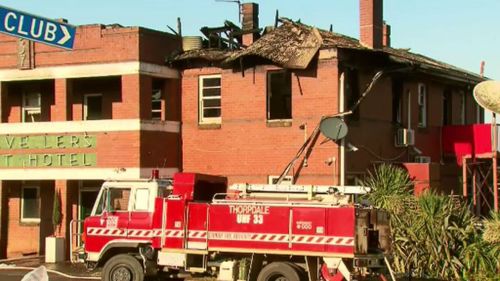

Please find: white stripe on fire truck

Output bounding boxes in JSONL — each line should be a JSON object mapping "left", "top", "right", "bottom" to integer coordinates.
{"left": 86, "top": 228, "right": 354, "bottom": 246}
{"left": 87, "top": 227, "right": 127, "bottom": 237}
{"left": 208, "top": 231, "right": 354, "bottom": 246}
{"left": 87, "top": 228, "right": 184, "bottom": 238}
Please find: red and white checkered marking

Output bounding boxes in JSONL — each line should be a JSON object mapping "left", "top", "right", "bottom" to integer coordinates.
{"left": 292, "top": 235, "right": 354, "bottom": 246}
{"left": 87, "top": 227, "right": 126, "bottom": 237}
{"left": 250, "top": 233, "right": 288, "bottom": 242}
{"left": 86, "top": 228, "right": 354, "bottom": 246}
{"left": 188, "top": 230, "right": 207, "bottom": 239}
{"left": 164, "top": 230, "right": 184, "bottom": 238}
{"left": 208, "top": 231, "right": 354, "bottom": 246}
{"left": 128, "top": 229, "right": 153, "bottom": 237}
{"left": 87, "top": 228, "right": 184, "bottom": 238}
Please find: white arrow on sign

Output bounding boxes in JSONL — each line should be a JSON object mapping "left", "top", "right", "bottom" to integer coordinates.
{"left": 57, "top": 25, "right": 71, "bottom": 45}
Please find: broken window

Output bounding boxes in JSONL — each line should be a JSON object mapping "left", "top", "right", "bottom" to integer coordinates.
{"left": 418, "top": 83, "right": 427, "bottom": 128}
{"left": 267, "top": 70, "right": 292, "bottom": 120}
{"left": 22, "top": 91, "right": 41, "bottom": 122}
{"left": 199, "top": 75, "right": 221, "bottom": 124}
{"left": 392, "top": 78, "right": 403, "bottom": 124}
{"left": 152, "top": 88, "right": 162, "bottom": 120}
{"left": 84, "top": 94, "right": 103, "bottom": 120}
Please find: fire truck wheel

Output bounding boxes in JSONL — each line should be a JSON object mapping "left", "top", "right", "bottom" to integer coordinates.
{"left": 257, "top": 262, "right": 302, "bottom": 281}
{"left": 102, "top": 254, "right": 145, "bottom": 281}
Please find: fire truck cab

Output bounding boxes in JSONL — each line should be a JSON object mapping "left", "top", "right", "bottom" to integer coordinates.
{"left": 81, "top": 172, "right": 391, "bottom": 281}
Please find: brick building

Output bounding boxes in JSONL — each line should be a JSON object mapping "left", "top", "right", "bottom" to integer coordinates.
{"left": 173, "top": 0, "right": 484, "bottom": 192}
{"left": 0, "top": 24, "right": 181, "bottom": 258}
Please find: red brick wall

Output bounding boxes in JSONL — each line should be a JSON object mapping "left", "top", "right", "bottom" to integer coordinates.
{"left": 0, "top": 25, "right": 178, "bottom": 69}
{"left": 165, "top": 79, "right": 181, "bottom": 122}
{"left": 182, "top": 61, "right": 340, "bottom": 185}
{"left": 5, "top": 180, "right": 54, "bottom": 257}
{"left": 140, "top": 131, "right": 180, "bottom": 168}
{"left": 138, "top": 28, "right": 181, "bottom": 65}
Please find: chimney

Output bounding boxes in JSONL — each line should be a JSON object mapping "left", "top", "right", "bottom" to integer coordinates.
{"left": 359, "top": 0, "right": 383, "bottom": 49}
{"left": 383, "top": 21, "right": 391, "bottom": 47}
{"left": 241, "top": 2, "right": 259, "bottom": 46}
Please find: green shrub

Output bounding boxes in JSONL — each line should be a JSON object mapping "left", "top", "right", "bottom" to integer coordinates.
{"left": 362, "top": 164, "right": 499, "bottom": 280}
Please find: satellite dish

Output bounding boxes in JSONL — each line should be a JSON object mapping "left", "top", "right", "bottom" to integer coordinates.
{"left": 473, "top": 80, "right": 500, "bottom": 114}
{"left": 319, "top": 117, "right": 348, "bottom": 141}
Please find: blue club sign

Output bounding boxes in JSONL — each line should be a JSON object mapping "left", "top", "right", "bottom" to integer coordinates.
{"left": 0, "top": 5, "right": 75, "bottom": 49}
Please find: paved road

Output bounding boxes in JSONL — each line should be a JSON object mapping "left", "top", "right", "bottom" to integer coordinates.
{"left": 0, "top": 269, "right": 98, "bottom": 281}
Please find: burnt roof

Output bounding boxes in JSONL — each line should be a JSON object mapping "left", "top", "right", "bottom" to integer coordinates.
{"left": 173, "top": 48, "right": 232, "bottom": 62}
{"left": 171, "top": 19, "right": 483, "bottom": 82}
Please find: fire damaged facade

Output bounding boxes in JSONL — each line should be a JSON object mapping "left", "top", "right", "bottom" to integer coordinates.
{"left": 0, "top": 0, "right": 490, "bottom": 260}
{"left": 0, "top": 24, "right": 181, "bottom": 258}
{"left": 172, "top": 0, "right": 484, "bottom": 192}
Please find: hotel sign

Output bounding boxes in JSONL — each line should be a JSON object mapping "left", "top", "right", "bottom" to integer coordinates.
{"left": 0, "top": 134, "right": 97, "bottom": 168}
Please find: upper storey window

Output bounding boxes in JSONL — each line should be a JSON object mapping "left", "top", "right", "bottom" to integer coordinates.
{"left": 267, "top": 70, "right": 292, "bottom": 120}
{"left": 199, "top": 75, "right": 221, "bottom": 124}
{"left": 22, "top": 91, "right": 41, "bottom": 122}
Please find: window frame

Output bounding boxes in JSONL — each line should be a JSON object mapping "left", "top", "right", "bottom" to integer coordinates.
{"left": 266, "top": 70, "right": 292, "bottom": 121}
{"left": 22, "top": 91, "right": 41, "bottom": 123}
{"left": 20, "top": 185, "right": 40, "bottom": 223}
{"left": 199, "top": 74, "right": 222, "bottom": 125}
{"left": 151, "top": 88, "right": 163, "bottom": 121}
{"left": 107, "top": 187, "right": 132, "bottom": 213}
{"left": 83, "top": 93, "right": 103, "bottom": 121}
{"left": 417, "top": 83, "right": 427, "bottom": 128}
{"left": 132, "top": 188, "right": 150, "bottom": 211}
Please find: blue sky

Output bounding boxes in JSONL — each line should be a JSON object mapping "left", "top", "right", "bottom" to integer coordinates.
{"left": 1, "top": 0, "right": 499, "bottom": 80}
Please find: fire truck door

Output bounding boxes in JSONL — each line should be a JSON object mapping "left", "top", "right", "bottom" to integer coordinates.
{"left": 186, "top": 203, "right": 209, "bottom": 250}
{"left": 102, "top": 187, "right": 131, "bottom": 236}
{"left": 84, "top": 187, "right": 131, "bottom": 254}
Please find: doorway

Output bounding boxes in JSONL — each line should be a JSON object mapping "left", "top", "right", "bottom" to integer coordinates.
{"left": 77, "top": 187, "right": 100, "bottom": 245}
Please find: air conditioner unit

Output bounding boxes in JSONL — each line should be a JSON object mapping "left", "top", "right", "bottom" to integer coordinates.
{"left": 395, "top": 128, "right": 415, "bottom": 147}
{"left": 415, "top": 156, "right": 431, "bottom": 163}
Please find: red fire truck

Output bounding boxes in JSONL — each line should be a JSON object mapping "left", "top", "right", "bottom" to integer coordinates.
{"left": 81, "top": 172, "right": 391, "bottom": 281}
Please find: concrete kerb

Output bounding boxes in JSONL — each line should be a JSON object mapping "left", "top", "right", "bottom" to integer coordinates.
{"left": 0, "top": 256, "right": 100, "bottom": 280}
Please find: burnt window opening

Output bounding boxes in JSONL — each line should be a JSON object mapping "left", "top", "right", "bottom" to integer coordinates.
{"left": 442, "top": 89, "right": 452, "bottom": 126}
{"left": 267, "top": 70, "right": 292, "bottom": 120}
{"left": 345, "top": 68, "right": 360, "bottom": 121}
{"left": 84, "top": 94, "right": 103, "bottom": 120}
{"left": 152, "top": 88, "right": 162, "bottom": 120}
{"left": 152, "top": 79, "right": 164, "bottom": 121}
{"left": 392, "top": 78, "right": 403, "bottom": 124}
{"left": 417, "top": 83, "right": 427, "bottom": 128}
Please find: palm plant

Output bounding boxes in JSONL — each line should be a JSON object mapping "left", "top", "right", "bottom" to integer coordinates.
{"left": 361, "top": 164, "right": 499, "bottom": 280}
